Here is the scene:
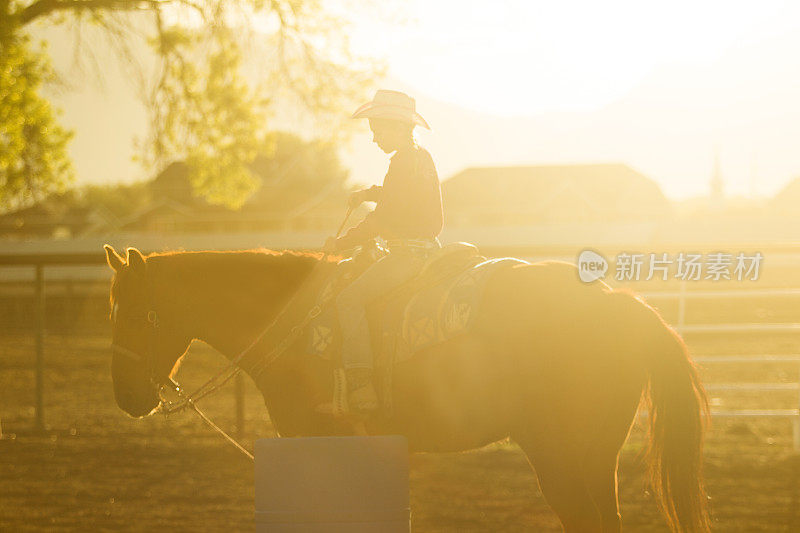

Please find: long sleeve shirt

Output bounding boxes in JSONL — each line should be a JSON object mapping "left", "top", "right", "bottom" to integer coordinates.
{"left": 335, "top": 143, "right": 443, "bottom": 250}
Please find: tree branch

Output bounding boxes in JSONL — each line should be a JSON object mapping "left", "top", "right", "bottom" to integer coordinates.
{"left": 17, "top": 0, "right": 165, "bottom": 26}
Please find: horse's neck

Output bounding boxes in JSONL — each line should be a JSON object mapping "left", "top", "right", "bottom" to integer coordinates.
{"left": 174, "top": 252, "right": 329, "bottom": 361}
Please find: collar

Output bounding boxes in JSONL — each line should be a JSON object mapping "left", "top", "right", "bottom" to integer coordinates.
{"left": 390, "top": 140, "right": 418, "bottom": 161}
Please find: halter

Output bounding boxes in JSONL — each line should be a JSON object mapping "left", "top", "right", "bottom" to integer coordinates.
{"left": 111, "top": 262, "right": 183, "bottom": 403}
{"left": 110, "top": 207, "right": 355, "bottom": 461}
{"left": 110, "top": 245, "right": 342, "bottom": 461}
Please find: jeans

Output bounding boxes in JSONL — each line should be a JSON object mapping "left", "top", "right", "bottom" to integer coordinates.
{"left": 336, "top": 248, "right": 427, "bottom": 370}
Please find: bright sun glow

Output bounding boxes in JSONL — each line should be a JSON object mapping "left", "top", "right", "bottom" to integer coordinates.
{"left": 44, "top": 0, "right": 800, "bottom": 200}
{"left": 349, "top": 0, "right": 800, "bottom": 116}
{"left": 328, "top": 0, "right": 800, "bottom": 199}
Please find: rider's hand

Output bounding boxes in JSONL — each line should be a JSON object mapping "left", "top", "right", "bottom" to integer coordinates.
{"left": 323, "top": 236, "right": 339, "bottom": 253}
{"left": 348, "top": 190, "right": 365, "bottom": 209}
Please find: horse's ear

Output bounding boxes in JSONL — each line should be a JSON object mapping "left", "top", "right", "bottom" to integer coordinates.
{"left": 126, "top": 247, "right": 146, "bottom": 271}
{"left": 104, "top": 244, "right": 124, "bottom": 272}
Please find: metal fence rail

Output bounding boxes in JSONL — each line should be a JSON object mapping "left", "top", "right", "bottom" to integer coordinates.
{"left": 0, "top": 252, "right": 246, "bottom": 436}
{"left": 643, "top": 285, "right": 800, "bottom": 451}
{"left": 4, "top": 250, "right": 800, "bottom": 450}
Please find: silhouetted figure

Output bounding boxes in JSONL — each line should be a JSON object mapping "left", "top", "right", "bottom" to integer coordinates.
{"left": 323, "top": 90, "right": 443, "bottom": 415}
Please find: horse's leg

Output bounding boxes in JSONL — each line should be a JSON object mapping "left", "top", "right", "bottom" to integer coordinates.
{"left": 582, "top": 384, "right": 642, "bottom": 533}
{"left": 582, "top": 451, "right": 622, "bottom": 533}
{"left": 509, "top": 368, "right": 641, "bottom": 533}
{"left": 515, "top": 436, "right": 603, "bottom": 533}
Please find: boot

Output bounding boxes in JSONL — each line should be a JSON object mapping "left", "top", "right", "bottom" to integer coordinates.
{"left": 346, "top": 367, "right": 379, "bottom": 415}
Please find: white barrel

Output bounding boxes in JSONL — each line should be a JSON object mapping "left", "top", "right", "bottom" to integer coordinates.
{"left": 255, "top": 436, "right": 410, "bottom": 532}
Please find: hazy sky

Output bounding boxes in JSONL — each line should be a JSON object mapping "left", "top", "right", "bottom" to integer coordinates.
{"left": 350, "top": 1, "right": 800, "bottom": 115}
{"left": 43, "top": 1, "right": 800, "bottom": 200}
{"left": 339, "top": 0, "right": 800, "bottom": 199}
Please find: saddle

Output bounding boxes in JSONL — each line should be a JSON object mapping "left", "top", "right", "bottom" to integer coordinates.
{"left": 306, "top": 240, "right": 529, "bottom": 417}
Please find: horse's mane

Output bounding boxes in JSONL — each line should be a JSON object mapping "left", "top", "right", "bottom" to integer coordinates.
{"left": 146, "top": 247, "right": 340, "bottom": 262}
{"left": 141, "top": 248, "right": 341, "bottom": 288}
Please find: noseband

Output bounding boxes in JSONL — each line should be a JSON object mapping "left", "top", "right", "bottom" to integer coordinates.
{"left": 111, "top": 263, "right": 182, "bottom": 407}
{"left": 110, "top": 257, "right": 330, "bottom": 417}
{"left": 109, "top": 251, "right": 337, "bottom": 460}
{"left": 111, "top": 308, "right": 182, "bottom": 403}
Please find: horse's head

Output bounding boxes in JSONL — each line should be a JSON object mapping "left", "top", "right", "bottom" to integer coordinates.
{"left": 104, "top": 244, "right": 192, "bottom": 417}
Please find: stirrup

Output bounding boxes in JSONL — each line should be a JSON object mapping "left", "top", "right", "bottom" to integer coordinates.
{"left": 345, "top": 368, "right": 378, "bottom": 412}
{"left": 348, "top": 382, "right": 379, "bottom": 414}
{"left": 314, "top": 368, "right": 378, "bottom": 417}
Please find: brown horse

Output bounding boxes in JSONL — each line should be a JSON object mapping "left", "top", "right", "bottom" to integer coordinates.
{"left": 103, "top": 244, "right": 709, "bottom": 533}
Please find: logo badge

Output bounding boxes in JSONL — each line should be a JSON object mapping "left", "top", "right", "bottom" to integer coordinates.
{"left": 577, "top": 249, "right": 608, "bottom": 282}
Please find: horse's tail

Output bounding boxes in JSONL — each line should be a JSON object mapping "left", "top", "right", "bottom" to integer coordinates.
{"left": 618, "top": 289, "right": 711, "bottom": 532}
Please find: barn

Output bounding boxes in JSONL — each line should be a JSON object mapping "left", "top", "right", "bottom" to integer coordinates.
{"left": 442, "top": 163, "right": 671, "bottom": 227}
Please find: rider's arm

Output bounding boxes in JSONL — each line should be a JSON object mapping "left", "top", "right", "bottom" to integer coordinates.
{"left": 362, "top": 148, "right": 442, "bottom": 241}
{"left": 335, "top": 148, "right": 440, "bottom": 250}
{"left": 335, "top": 184, "right": 389, "bottom": 250}
{"left": 335, "top": 211, "right": 380, "bottom": 250}
{"left": 360, "top": 185, "right": 382, "bottom": 202}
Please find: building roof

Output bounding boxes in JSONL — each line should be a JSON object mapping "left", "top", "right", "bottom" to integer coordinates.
{"left": 0, "top": 194, "right": 112, "bottom": 239}
{"left": 442, "top": 163, "right": 670, "bottom": 225}
{"left": 117, "top": 158, "right": 349, "bottom": 233}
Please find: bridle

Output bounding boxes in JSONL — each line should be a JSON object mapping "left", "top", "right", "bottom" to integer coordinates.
{"left": 111, "top": 260, "right": 185, "bottom": 402}
{"left": 111, "top": 302, "right": 184, "bottom": 408}
{"left": 110, "top": 256, "right": 339, "bottom": 461}
{"left": 110, "top": 257, "right": 334, "bottom": 461}
{"left": 110, "top": 206, "right": 355, "bottom": 461}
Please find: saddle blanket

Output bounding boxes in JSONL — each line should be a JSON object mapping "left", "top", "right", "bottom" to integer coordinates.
{"left": 305, "top": 256, "right": 529, "bottom": 365}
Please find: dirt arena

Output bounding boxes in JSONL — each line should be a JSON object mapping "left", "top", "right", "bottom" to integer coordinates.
{"left": 2, "top": 290, "right": 799, "bottom": 531}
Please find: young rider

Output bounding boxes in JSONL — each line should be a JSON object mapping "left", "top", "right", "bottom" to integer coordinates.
{"left": 323, "top": 89, "right": 443, "bottom": 415}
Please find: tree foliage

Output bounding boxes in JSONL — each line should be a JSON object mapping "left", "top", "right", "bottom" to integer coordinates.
{"left": 151, "top": 22, "right": 270, "bottom": 208}
{"left": 1, "top": 0, "right": 380, "bottom": 209}
{"left": 254, "top": 131, "right": 349, "bottom": 188}
{"left": 0, "top": 32, "right": 74, "bottom": 210}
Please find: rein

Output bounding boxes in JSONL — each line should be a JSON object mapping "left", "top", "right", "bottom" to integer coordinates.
{"left": 112, "top": 206, "right": 354, "bottom": 461}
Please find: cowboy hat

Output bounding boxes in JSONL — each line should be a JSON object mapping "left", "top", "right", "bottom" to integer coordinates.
{"left": 351, "top": 89, "right": 430, "bottom": 130}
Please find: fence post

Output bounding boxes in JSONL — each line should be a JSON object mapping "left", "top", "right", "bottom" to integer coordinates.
{"left": 35, "top": 263, "right": 46, "bottom": 431}
{"left": 235, "top": 372, "right": 245, "bottom": 440}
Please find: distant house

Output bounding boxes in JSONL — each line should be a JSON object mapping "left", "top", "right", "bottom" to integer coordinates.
{"left": 442, "top": 164, "right": 671, "bottom": 226}
{"left": 0, "top": 195, "right": 115, "bottom": 240}
{"left": 120, "top": 160, "right": 350, "bottom": 234}
{"left": 0, "top": 163, "right": 350, "bottom": 241}
{"left": 0, "top": 131, "right": 354, "bottom": 239}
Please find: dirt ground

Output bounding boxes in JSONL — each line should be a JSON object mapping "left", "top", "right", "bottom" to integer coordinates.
{"left": 2, "top": 326, "right": 799, "bottom": 532}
